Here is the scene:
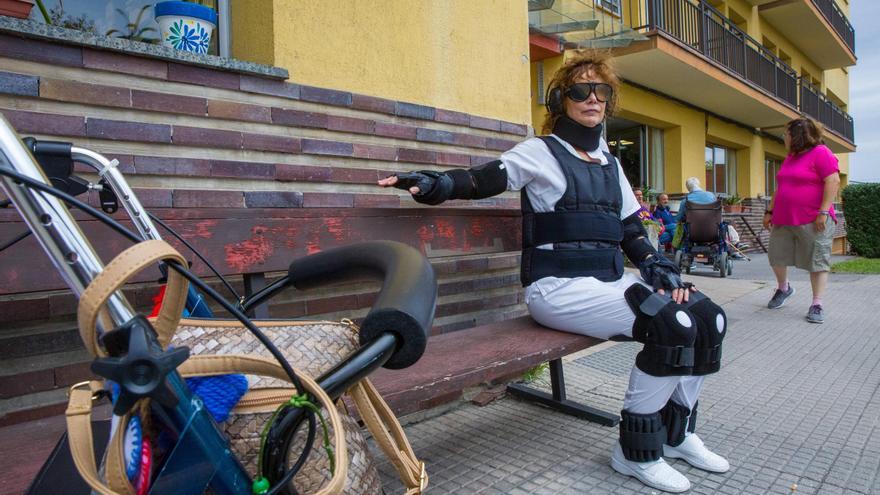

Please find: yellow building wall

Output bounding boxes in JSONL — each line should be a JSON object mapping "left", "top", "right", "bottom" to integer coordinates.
{"left": 755, "top": 20, "right": 824, "bottom": 86}
{"left": 617, "top": 84, "right": 705, "bottom": 195}
{"left": 824, "top": 68, "right": 850, "bottom": 106}
{"left": 837, "top": 153, "right": 849, "bottom": 176}
{"left": 230, "top": 0, "right": 275, "bottom": 66}
{"left": 233, "top": 0, "right": 531, "bottom": 124}
{"left": 530, "top": 56, "right": 565, "bottom": 134}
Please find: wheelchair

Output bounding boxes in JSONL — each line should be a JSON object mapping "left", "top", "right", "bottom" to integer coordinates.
{"left": 673, "top": 200, "right": 733, "bottom": 278}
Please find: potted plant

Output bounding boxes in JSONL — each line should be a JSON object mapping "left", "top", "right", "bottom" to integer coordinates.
{"left": 723, "top": 194, "right": 744, "bottom": 213}
{"left": 154, "top": 1, "right": 217, "bottom": 55}
{"left": 0, "top": 0, "right": 34, "bottom": 19}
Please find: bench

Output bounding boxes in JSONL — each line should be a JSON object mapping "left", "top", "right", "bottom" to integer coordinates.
{"left": 370, "top": 315, "right": 621, "bottom": 427}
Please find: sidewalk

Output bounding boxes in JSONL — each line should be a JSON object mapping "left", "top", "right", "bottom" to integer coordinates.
{"left": 372, "top": 254, "right": 880, "bottom": 494}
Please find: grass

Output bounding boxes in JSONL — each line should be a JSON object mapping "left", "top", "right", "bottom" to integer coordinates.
{"left": 520, "top": 362, "right": 549, "bottom": 383}
{"left": 831, "top": 257, "right": 880, "bottom": 274}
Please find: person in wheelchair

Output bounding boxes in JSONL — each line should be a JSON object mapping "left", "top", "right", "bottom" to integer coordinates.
{"left": 674, "top": 178, "right": 736, "bottom": 276}
{"left": 378, "top": 50, "right": 729, "bottom": 493}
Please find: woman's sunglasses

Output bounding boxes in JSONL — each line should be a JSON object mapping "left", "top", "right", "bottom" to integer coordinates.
{"left": 565, "top": 82, "right": 613, "bottom": 103}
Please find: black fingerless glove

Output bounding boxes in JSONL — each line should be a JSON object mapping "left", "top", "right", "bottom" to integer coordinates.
{"left": 639, "top": 254, "right": 685, "bottom": 292}
{"left": 393, "top": 171, "right": 454, "bottom": 205}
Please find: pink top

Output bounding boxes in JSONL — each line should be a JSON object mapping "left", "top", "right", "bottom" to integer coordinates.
{"left": 773, "top": 144, "right": 839, "bottom": 226}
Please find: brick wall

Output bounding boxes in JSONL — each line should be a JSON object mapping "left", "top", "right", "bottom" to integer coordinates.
{"left": 0, "top": 32, "right": 529, "bottom": 424}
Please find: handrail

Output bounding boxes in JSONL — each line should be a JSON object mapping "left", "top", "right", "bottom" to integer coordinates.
{"left": 811, "top": 0, "right": 855, "bottom": 54}
{"left": 632, "top": 0, "right": 798, "bottom": 108}
{"left": 799, "top": 78, "right": 854, "bottom": 143}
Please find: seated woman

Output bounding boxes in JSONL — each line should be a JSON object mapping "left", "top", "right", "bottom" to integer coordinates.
{"left": 378, "top": 50, "right": 730, "bottom": 493}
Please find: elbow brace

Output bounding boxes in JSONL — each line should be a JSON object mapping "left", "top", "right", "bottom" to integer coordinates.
{"left": 620, "top": 212, "right": 659, "bottom": 265}
{"left": 445, "top": 160, "right": 508, "bottom": 200}
{"left": 401, "top": 160, "right": 508, "bottom": 205}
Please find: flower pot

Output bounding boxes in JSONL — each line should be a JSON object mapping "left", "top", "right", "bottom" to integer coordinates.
{"left": 723, "top": 204, "right": 743, "bottom": 213}
{"left": 155, "top": 1, "right": 217, "bottom": 55}
{"left": 0, "top": 0, "right": 35, "bottom": 19}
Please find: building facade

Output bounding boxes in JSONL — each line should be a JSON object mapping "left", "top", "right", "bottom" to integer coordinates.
{"left": 528, "top": 0, "right": 856, "bottom": 199}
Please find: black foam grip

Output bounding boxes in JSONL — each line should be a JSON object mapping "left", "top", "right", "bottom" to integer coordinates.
{"left": 287, "top": 241, "right": 437, "bottom": 369}
{"left": 24, "top": 138, "right": 73, "bottom": 158}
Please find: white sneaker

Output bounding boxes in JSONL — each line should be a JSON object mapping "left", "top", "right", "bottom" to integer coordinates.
{"left": 610, "top": 442, "right": 691, "bottom": 493}
{"left": 663, "top": 434, "right": 730, "bottom": 473}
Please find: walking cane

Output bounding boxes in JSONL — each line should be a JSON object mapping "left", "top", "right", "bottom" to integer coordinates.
{"left": 726, "top": 240, "right": 752, "bottom": 262}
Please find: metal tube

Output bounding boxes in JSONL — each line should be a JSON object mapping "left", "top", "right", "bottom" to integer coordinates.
{"left": 0, "top": 116, "right": 133, "bottom": 331}
{"left": 218, "top": 0, "right": 232, "bottom": 58}
{"left": 70, "top": 146, "right": 162, "bottom": 242}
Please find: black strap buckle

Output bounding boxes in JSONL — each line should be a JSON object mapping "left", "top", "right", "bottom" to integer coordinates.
{"left": 668, "top": 345, "right": 695, "bottom": 367}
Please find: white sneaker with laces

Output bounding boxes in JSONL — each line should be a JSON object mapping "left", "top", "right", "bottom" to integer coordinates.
{"left": 663, "top": 434, "right": 730, "bottom": 473}
{"left": 610, "top": 442, "right": 691, "bottom": 493}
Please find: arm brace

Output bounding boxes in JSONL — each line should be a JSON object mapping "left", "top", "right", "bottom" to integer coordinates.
{"left": 621, "top": 212, "right": 683, "bottom": 290}
{"left": 445, "top": 160, "right": 508, "bottom": 200}
{"left": 401, "top": 160, "right": 508, "bottom": 205}
{"left": 620, "top": 212, "right": 660, "bottom": 265}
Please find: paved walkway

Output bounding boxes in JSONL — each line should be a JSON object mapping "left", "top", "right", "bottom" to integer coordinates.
{"left": 372, "top": 254, "right": 880, "bottom": 494}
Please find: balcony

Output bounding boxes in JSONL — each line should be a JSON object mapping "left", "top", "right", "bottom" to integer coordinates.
{"left": 755, "top": 0, "right": 855, "bottom": 69}
{"left": 800, "top": 79, "right": 855, "bottom": 144}
{"left": 611, "top": 0, "right": 855, "bottom": 152}
{"left": 613, "top": 0, "right": 801, "bottom": 128}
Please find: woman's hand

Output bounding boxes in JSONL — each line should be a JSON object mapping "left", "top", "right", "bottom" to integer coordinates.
{"left": 762, "top": 212, "right": 772, "bottom": 230}
{"left": 814, "top": 213, "right": 828, "bottom": 233}
{"left": 377, "top": 175, "right": 420, "bottom": 195}
{"left": 657, "top": 284, "right": 697, "bottom": 304}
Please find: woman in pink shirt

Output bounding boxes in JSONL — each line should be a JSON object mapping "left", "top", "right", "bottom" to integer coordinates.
{"left": 763, "top": 117, "right": 841, "bottom": 323}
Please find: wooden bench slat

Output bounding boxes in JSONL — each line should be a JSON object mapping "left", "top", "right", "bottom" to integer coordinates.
{"left": 371, "top": 316, "right": 603, "bottom": 418}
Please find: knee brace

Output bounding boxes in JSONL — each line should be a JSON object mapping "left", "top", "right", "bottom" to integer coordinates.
{"left": 625, "top": 284, "right": 697, "bottom": 376}
{"left": 660, "top": 399, "right": 697, "bottom": 447}
{"left": 682, "top": 292, "right": 727, "bottom": 375}
{"left": 619, "top": 409, "right": 666, "bottom": 463}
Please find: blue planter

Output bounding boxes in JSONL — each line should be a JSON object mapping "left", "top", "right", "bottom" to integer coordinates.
{"left": 155, "top": 1, "right": 217, "bottom": 55}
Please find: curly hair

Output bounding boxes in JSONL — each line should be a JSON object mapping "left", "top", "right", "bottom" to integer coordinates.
{"left": 541, "top": 49, "right": 620, "bottom": 135}
{"left": 785, "top": 117, "right": 823, "bottom": 155}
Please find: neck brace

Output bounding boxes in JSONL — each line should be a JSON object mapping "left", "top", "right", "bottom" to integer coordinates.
{"left": 552, "top": 115, "right": 603, "bottom": 153}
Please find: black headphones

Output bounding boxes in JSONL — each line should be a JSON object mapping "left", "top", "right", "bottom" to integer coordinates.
{"left": 545, "top": 84, "right": 564, "bottom": 115}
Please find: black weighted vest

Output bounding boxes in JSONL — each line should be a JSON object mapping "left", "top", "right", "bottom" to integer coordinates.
{"left": 520, "top": 136, "right": 625, "bottom": 286}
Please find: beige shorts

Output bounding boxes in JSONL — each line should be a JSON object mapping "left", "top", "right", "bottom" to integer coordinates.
{"left": 768, "top": 216, "right": 835, "bottom": 272}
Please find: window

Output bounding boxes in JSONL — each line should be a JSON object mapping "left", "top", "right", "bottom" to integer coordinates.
{"left": 705, "top": 144, "right": 737, "bottom": 195}
{"left": 595, "top": 0, "right": 622, "bottom": 16}
{"left": 765, "top": 157, "right": 782, "bottom": 196}
{"left": 607, "top": 123, "right": 664, "bottom": 193}
{"left": 646, "top": 127, "right": 665, "bottom": 193}
{"left": 30, "top": 1, "right": 228, "bottom": 57}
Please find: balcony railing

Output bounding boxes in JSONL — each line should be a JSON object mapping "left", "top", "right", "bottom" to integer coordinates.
{"left": 811, "top": 0, "right": 855, "bottom": 54}
{"left": 632, "top": 0, "right": 799, "bottom": 108}
{"left": 800, "top": 79, "right": 855, "bottom": 143}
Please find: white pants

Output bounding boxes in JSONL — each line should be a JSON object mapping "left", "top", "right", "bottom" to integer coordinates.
{"left": 525, "top": 273, "right": 704, "bottom": 414}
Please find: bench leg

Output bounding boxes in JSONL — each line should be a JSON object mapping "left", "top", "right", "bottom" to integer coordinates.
{"left": 242, "top": 272, "right": 270, "bottom": 319}
{"left": 506, "top": 358, "right": 620, "bottom": 427}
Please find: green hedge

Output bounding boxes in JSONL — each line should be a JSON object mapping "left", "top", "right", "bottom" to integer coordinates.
{"left": 841, "top": 183, "right": 880, "bottom": 258}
